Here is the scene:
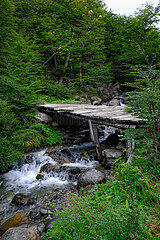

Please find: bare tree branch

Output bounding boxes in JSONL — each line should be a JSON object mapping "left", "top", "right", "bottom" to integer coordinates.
{"left": 42, "top": 34, "right": 74, "bottom": 67}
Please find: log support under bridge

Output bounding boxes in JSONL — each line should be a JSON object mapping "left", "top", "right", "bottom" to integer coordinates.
{"left": 88, "top": 120, "right": 102, "bottom": 162}
{"left": 88, "top": 120, "right": 135, "bottom": 163}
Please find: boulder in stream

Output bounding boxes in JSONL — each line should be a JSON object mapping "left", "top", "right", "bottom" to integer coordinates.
{"left": 12, "top": 194, "right": 35, "bottom": 206}
{"left": 77, "top": 168, "right": 106, "bottom": 190}
{"left": 40, "top": 163, "right": 60, "bottom": 173}
{"left": 47, "top": 150, "right": 73, "bottom": 163}
{"left": 36, "top": 173, "right": 45, "bottom": 180}
{"left": 102, "top": 149, "right": 123, "bottom": 159}
{"left": 1, "top": 227, "right": 36, "bottom": 240}
{"left": 0, "top": 212, "right": 29, "bottom": 235}
{"left": 107, "top": 98, "right": 120, "bottom": 106}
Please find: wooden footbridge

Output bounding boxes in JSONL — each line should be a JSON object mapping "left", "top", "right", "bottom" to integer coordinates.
{"left": 38, "top": 104, "right": 145, "bottom": 162}
{"left": 38, "top": 104, "right": 144, "bottom": 129}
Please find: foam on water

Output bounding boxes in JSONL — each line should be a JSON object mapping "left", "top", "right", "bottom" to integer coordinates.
{"left": 3, "top": 149, "right": 67, "bottom": 193}
{"left": 62, "top": 162, "right": 97, "bottom": 168}
{"left": 2, "top": 148, "right": 98, "bottom": 194}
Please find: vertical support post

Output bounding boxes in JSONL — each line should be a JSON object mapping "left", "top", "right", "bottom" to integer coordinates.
{"left": 126, "top": 125, "right": 136, "bottom": 163}
{"left": 126, "top": 139, "right": 135, "bottom": 163}
{"left": 88, "top": 120, "right": 102, "bottom": 161}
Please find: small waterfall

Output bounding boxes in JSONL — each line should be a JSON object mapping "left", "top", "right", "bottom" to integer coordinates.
{"left": 0, "top": 148, "right": 98, "bottom": 221}
{"left": 0, "top": 126, "right": 115, "bottom": 224}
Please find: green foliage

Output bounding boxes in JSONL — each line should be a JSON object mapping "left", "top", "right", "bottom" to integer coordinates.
{"left": 42, "top": 164, "right": 159, "bottom": 240}
{"left": 0, "top": 117, "right": 64, "bottom": 172}
{"left": 104, "top": 4, "right": 160, "bottom": 83}
{"left": 0, "top": 34, "right": 43, "bottom": 115}
{"left": 125, "top": 65, "right": 160, "bottom": 161}
{"left": 14, "top": 123, "right": 64, "bottom": 152}
{"left": 115, "top": 163, "right": 159, "bottom": 206}
{"left": 0, "top": 137, "right": 22, "bottom": 173}
{"left": 42, "top": 82, "right": 74, "bottom": 100}
{"left": 13, "top": 0, "right": 111, "bottom": 93}
{"left": 0, "top": 99, "right": 22, "bottom": 172}
{"left": 0, "top": 0, "right": 14, "bottom": 56}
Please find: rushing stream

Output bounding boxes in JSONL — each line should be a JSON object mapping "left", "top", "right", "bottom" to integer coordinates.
{"left": 0, "top": 126, "right": 118, "bottom": 237}
{"left": 0, "top": 145, "right": 99, "bottom": 222}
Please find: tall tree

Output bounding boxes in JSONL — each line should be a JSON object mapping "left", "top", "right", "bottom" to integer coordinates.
{"left": 125, "top": 64, "right": 160, "bottom": 169}
{"left": 104, "top": 4, "right": 160, "bottom": 83}
{"left": 13, "top": 0, "right": 112, "bottom": 94}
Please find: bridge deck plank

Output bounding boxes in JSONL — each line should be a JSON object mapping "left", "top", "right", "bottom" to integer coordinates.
{"left": 38, "top": 104, "right": 145, "bottom": 128}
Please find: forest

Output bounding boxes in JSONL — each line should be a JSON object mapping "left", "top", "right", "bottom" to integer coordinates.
{"left": 0, "top": 0, "right": 160, "bottom": 239}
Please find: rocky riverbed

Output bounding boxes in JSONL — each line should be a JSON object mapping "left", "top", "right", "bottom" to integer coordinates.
{"left": 0, "top": 127, "right": 124, "bottom": 239}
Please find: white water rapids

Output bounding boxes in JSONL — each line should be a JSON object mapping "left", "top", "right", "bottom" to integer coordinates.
{"left": 0, "top": 127, "right": 116, "bottom": 222}
{"left": 2, "top": 148, "right": 98, "bottom": 193}
{"left": 0, "top": 147, "right": 98, "bottom": 220}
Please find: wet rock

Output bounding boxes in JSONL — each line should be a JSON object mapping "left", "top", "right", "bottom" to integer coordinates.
{"left": 98, "top": 176, "right": 107, "bottom": 184}
{"left": 61, "top": 149, "right": 72, "bottom": 156}
{"left": 45, "top": 148, "right": 53, "bottom": 154}
{"left": 0, "top": 178, "right": 4, "bottom": 186}
{"left": 77, "top": 168, "right": 106, "bottom": 190}
{"left": 57, "top": 157, "right": 71, "bottom": 164}
{"left": 64, "top": 183, "right": 78, "bottom": 193}
{"left": 80, "top": 97, "right": 90, "bottom": 104}
{"left": 12, "top": 194, "right": 35, "bottom": 206}
{"left": 82, "top": 156, "right": 89, "bottom": 162}
{"left": 29, "top": 210, "right": 41, "bottom": 220}
{"left": 40, "top": 163, "right": 60, "bottom": 173}
{"left": 107, "top": 98, "right": 120, "bottom": 106}
{"left": 16, "top": 156, "right": 34, "bottom": 168}
{"left": 23, "top": 156, "right": 34, "bottom": 164}
{"left": 48, "top": 151, "right": 71, "bottom": 164}
{"left": 63, "top": 131, "right": 87, "bottom": 145}
{"left": 37, "top": 223, "right": 45, "bottom": 234}
{"left": 0, "top": 212, "right": 29, "bottom": 234}
{"left": 1, "top": 227, "right": 36, "bottom": 240}
{"left": 102, "top": 149, "right": 123, "bottom": 159}
{"left": 69, "top": 167, "right": 83, "bottom": 174}
{"left": 36, "top": 173, "right": 45, "bottom": 180}
{"left": 40, "top": 209, "right": 48, "bottom": 215}
{"left": 91, "top": 96, "right": 102, "bottom": 105}
{"left": 35, "top": 112, "right": 52, "bottom": 124}
{"left": 29, "top": 225, "right": 38, "bottom": 234}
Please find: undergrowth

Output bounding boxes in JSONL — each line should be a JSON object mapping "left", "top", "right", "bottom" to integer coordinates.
{"left": 42, "top": 163, "right": 160, "bottom": 240}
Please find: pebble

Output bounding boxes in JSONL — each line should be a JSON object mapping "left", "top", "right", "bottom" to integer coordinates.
{"left": 40, "top": 209, "right": 48, "bottom": 215}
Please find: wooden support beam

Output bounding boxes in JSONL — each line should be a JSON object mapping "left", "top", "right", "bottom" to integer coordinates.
{"left": 126, "top": 125, "right": 136, "bottom": 163}
{"left": 88, "top": 120, "right": 102, "bottom": 162}
{"left": 126, "top": 139, "right": 135, "bottom": 163}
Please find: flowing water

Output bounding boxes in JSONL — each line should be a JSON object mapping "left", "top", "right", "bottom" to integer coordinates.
{"left": 0, "top": 127, "right": 116, "bottom": 224}
{"left": 0, "top": 146, "right": 98, "bottom": 222}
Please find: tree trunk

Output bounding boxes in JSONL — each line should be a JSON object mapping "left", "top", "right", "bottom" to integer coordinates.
{"left": 59, "top": 53, "right": 70, "bottom": 86}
